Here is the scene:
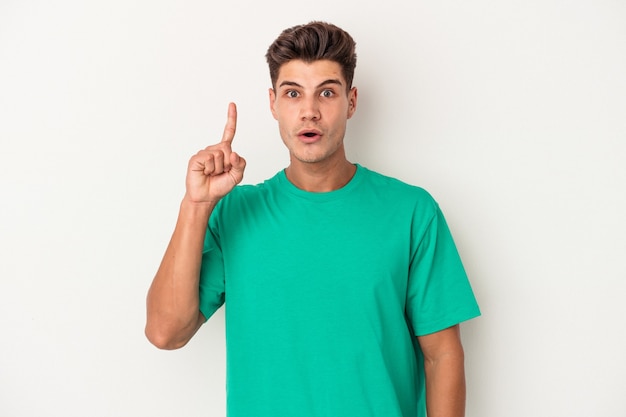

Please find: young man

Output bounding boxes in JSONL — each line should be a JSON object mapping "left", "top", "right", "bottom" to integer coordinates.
{"left": 146, "top": 21, "right": 480, "bottom": 417}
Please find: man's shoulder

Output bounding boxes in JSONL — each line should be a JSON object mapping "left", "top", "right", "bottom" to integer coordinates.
{"left": 217, "top": 171, "right": 282, "bottom": 205}
{"left": 358, "top": 165, "right": 435, "bottom": 203}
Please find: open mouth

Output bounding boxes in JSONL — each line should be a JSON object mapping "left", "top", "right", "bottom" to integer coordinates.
{"left": 298, "top": 129, "right": 322, "bottom": 142}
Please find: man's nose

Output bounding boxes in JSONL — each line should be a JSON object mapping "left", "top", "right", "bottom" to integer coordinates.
{"left": 300, "top": 97, "right": 321, "bottom": 121}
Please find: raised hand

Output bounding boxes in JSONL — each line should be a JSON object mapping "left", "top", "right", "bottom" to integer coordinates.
{"left": 185, "top": 103, "right": 247, "bottom": 204}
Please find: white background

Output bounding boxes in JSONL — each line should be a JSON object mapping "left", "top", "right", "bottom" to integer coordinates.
{"left": 1, "top": 1, "right": 625, "bottom": 416}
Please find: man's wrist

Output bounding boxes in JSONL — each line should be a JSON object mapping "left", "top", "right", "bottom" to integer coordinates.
{"left": 179, "top": 195, "right": 217, "bottom": 223}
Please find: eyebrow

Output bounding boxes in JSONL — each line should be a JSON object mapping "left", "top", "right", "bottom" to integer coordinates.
{"left": 278, "top": 79, "right": 344, "bottom": 89}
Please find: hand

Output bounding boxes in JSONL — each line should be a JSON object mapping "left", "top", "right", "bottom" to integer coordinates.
{"left": 185, "top": 103, "right": 246, "bottom": 204}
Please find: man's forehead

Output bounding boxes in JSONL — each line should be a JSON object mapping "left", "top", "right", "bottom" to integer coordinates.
{"left": 276, "top": 59, "right": 345, "bottom": 87}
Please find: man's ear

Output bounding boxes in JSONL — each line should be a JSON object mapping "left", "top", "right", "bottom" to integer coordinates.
{"left": 347, "top": 87, "right": 358, "bottom": 119}
{"left": 269, "top": 88, "right": 278, "bottom": 120}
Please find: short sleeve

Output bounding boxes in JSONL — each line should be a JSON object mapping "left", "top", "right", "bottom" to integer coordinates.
{"left": 198, "top": 217, "right": 226, "bottom": 321}
{"left": 406, "top": 207, "right": 480, "bottom": 336}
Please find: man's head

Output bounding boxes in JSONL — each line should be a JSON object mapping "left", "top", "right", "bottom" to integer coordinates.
{"left": 265, "top": 21, "right": 357, "bottom": 92}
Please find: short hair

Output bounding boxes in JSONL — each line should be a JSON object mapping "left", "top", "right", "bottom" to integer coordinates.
{"left": 265, "top": 21, "right": 357, "bottom": 91}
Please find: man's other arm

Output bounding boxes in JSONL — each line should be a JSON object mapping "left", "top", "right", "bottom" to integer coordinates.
{"left": 418, "top": 324, "right": 467, "bottom": 417}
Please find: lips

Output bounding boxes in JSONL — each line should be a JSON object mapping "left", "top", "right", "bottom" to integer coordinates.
{"left": 297, "top": 129, "right": 322, "bottom": 143}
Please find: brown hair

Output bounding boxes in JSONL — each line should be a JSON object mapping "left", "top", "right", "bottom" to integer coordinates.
{"left": 265, "top": 21, "right": 357, "bottom": 91}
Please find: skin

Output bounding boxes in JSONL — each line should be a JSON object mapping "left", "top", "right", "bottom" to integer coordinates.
{"left": 269, "top": 59, "right": 358, "bottom": 192}
{"left": 145, "top": 103, "right": 243, "bottom": 349}
{"left": 419, "top": 325, "right": 467, "bottom": 417}
{"left": 145, "top": 59, "right": 467, "bottom": 417}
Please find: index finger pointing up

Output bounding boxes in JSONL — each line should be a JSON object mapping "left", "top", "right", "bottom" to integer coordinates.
{"left": 220, "top": 102, "right": 237, "bottom": 143}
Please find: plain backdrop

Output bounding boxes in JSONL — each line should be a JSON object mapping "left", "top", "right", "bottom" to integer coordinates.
{"left": 1, "top": 1, "right": 625, "bottom": 416}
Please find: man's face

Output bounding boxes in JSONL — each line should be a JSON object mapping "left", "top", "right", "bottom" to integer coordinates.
{"left": 269, "top": 59, "right": 357, "bottom": 166}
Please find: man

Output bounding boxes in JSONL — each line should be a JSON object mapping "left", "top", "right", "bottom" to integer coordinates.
{"left": 146, "top": 21, "right": 480, "bottom": 417}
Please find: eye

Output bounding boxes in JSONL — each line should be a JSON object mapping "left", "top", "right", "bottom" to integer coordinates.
{"left": 320, "top": 89, "right": 334, "bottom": 98}
{"left": 286, "top": 90, "right": 299, "bottom": 98}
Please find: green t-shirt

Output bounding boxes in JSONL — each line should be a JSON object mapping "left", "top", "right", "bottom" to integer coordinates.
{"left": 199, "top": 164, "right": 480, "bottom": 417}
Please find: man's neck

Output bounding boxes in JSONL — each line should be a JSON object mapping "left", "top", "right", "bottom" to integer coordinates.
{"left": 285, "top": 159, "right": 357, "bottom": 193}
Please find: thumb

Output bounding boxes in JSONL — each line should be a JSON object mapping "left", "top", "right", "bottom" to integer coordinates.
{"left": 229, "top": 152, "right": 246, "bottom": 181}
